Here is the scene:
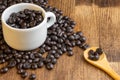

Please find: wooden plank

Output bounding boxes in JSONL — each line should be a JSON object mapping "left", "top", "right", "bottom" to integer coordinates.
{"left": 0, "top": 0, "right": 120, "bottom": 80}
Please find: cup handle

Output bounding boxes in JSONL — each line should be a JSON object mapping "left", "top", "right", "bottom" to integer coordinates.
{"left": 46, "top": 12, "right": 56, "bottom": 28}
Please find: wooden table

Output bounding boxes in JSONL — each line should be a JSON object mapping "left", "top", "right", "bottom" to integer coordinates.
{"left": 1, "top": 0, "right": 120, "bottom": 80}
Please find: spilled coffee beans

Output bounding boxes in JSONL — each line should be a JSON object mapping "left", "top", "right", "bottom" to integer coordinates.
{"left": 0, "top": 0, "right": 89, "bottom": 80}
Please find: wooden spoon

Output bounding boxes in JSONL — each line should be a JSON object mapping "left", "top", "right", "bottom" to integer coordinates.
{"left": 84, "top": 47, "right": 120, "bottom": 80}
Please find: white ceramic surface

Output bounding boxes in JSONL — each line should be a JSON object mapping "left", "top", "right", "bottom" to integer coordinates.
{"left": 1, "top": 3, "right": 56, "bottom": 51}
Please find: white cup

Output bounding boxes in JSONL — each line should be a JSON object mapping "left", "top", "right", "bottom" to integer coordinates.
{"left": 1, "top": 3, "right": 56, "bottom": 51}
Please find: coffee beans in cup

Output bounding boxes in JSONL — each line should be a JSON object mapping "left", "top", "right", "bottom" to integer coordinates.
{"left": 6, "top": 9, "right": 43, "bottom": 29}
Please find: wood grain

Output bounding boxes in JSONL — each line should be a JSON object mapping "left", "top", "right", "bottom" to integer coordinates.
{"left": 0, "top": 0, "right": 120, "bottom": 80}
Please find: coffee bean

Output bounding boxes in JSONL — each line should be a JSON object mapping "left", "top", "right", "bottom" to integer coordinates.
{"left": 51, "top": 46, "right": 57, "bottom": 50}
{"left": 51, "top": 58, "right": 57, "bottom": 64}
{"left": 80, "top": 36, "right": 86, "bottom": 43}
{"left": 49, "top": 50, "right": 56, "bottom": 54}
{"left": 23, "top": 55, "right": 29, "bottom": 59}
{"left": 80, "top": 44, "right": 89, "bottom": 50}
{"left": 88, "top": 50, "right": 94, "bottom": 55}
{"left": 67, "top": 51, "right": 74, "bottom": 56}
{"left": 21, "top": 71, "right": 28, "bottom": 78}
{"left": 68, "top": 35, "right": 75, "bottom": 40}
{"left": 23, "top": 62, "right": 31, "bottom": 69}
{"left": 76, "top": 40, "right": 81, "bottom": 46}
{"left": 17, "top": 63, "right": 23, "bottom": 70}
{"left": 67, "top": 47, "right": 73, "bottom": 51}
{"left": 37, "top": 61, "right": 44, "bottom": 68}
{"left": 33, "top": 58, "right": 40, "bottom": 63}
{"left": 7, "top": 59, "right": 16, "bottom": 68}
{"left": 46, "top": 63, "right": 54, "bottom": 70}
{"left": 31, "top": 63, "right": 38, "bottom": 69}
{"left": 54, "top": 53, "right": 60, "bottom": 59}
{"left": 40, "top": 48, "right": 45, "bottom": 54}
{"left": 29, "top": 54, "right": 35, "bottom": 59}
{"left": 4, "top": 48, "right": 11, "bottom": 53}
{"left": 96, "top": 48, "right": 103, "bottom": 55}
{"left": 0, "top": 67, "right": 9, "bottom": 73}
{"left": 17, "top": 69, "right": 25, "bottom": 74}
{"left": 57, "top": 50, "right": 63, "bottom": 55}
{"left": 29, "top": 74, "right": 36, "bottom": 80}
{"left": 0, "top": 59, "right": 5, "bottom": 64}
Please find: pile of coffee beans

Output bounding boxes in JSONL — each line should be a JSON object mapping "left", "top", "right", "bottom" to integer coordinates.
{"left": 0, "top": 0, "right": 89, "bottom": 80}
{"left": 88, "top": 48, "right": 103, "bottom": 61}
{"left": 7, "top": 9, "right": 43, "bottom": 29}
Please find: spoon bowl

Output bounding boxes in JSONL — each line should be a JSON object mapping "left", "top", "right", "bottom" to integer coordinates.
{"left": 84, "top": 47, "right": 120, "bottom": 80}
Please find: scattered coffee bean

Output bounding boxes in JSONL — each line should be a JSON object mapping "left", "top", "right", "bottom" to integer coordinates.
{"left": 67, "top": 51, "right": 74, "bottom": 56}
{"left": 0, "top": 67, "right": 9, "bottom": 73}
{"left": 37, "top": 61, "right": 44, "bottom": 68}
{"left": 0, "top": 0, "right": 89, "bottom": 80}
{"left": 17, "top": 69, "right": 25, "bottom": 74}
{"left": 21, "top": 71, "right": 28, "bottom": 78}
{"left": 46, "top": 63, "right": 54, "bottom": 70}
{"left": 29, "top": 74, "right": 36, "bottom": 80}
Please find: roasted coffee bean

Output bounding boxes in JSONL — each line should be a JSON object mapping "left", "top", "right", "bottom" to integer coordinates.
{"left": 45, "top": 57, "right": 52, "bottom": 63}
{"left": 80, "top": 36, "right": 86, "bottom": 43}
{"left": 23, "top": 55, "right": 29, "bottom": 59}
{"left": 49, "top": 50, "right": 56, "bottom": 54}
{"left": 29, "top": 54, "right": 35, "bottom": 59}
{"left": 40, "top": 48, "right": 45, "bottom": 54}
{"left": 54, "top": 53, "right": 60, "bottom": 59}
{"left": 46, "top": 63, "right": 54, "bottom": 70}
{"left": 0, "top": 67, "right": 9, "bottom": 73}
{"left": 21, "top": 71, "right": 28, "bottom": 78}
{"left": 51, "top": 58, "right": 57, "bottom": 64}
{"left": 77, "top": 31, "right": 83, "bottom": 36}
{"left": 37, "top": 61, "right": 44, "bottom": 68}
{"left": 33, "top": 58, "right": 40, "bottom": 63}
{"left": 68, "top": 35, "right": 75, "bottom": 40}
{"left": 17, "top": 69, "right": 25, "bottom": 74}
{"left": 89, "top": 53, "right": 99, "bottom": 61}
{"left": 76, "top": 40, "right": 81, "bottom": 46}
{"left": 17, "top": 63, "right": 23, "bottom": 70}
{"left": 51, "top": 46, "right": 57, "bottom": 50}
{"left": 28, "top": 59, "right": 33, "bottom": 63}
{"left": 31, "top": 63, "right": 38, "bottom": 69}
{"left": 7, "top": 60, "right": 16, "bottom": 68}
{"left": 67, "top": 51, "right": 74, "bottom": 56}
{"left": 23, "top": 62, "right": 31, "bottom": 69}
{"left": 21, "top": 59, "right": 26, "bottom": 63}
{"left": 88, "top": 50, "right": 94, "bottom": 55}
{"left": 45, "top": 46, "right": 51, "bottom": 51}
{"left": 4, "top": 48, "right": 11, "bottom": 53}
{"left": 81, "top": 44, "right": 89, "bottom": 50}
{"left": 96, "top": 48, "right": 103, "bottom": 55}
{"left": 66, "top": 47, "right": 73, "bottom": 51}
{"left": 61, "top": 47, "right": 67, "bottom": 53}
{"left": 0, "top": 59, "right": 5, "bottom": 64}
{"left": 46, "top": 54, "right": 54, "bottom": 59}
{"left": 57, "top": 50, "right": 63, "bottom": 55}
{"left": 29, "top": 74, "right": 36, "bottom": 80}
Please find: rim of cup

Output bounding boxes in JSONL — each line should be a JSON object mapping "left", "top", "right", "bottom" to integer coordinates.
{"left": 1, "top": 3, "right": 47, "bottom": 32}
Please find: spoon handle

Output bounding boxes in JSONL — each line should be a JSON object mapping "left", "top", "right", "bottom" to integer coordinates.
{"left": 102, "top": 63, "right": 120, "bottom": 80}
